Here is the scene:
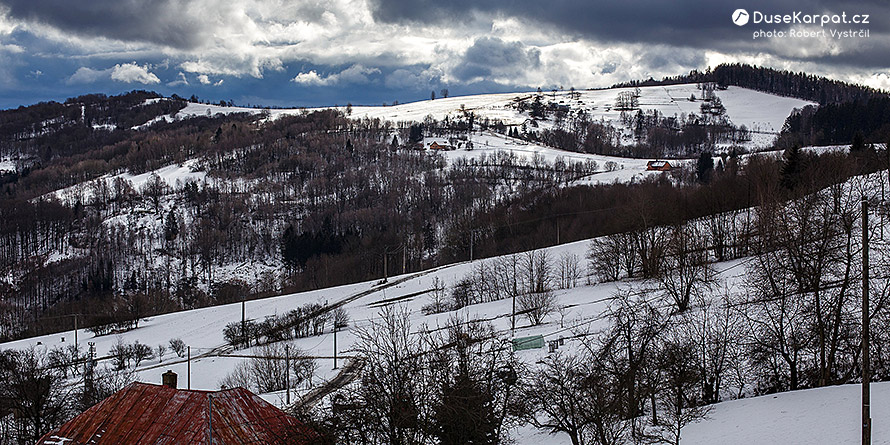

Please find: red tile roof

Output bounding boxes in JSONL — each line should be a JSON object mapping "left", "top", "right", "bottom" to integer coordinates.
{"left": 38, "top": 382, "right": 313, "bottom": 444}
{"left": 646, "top": 160, "right": 672, "bottom": 171}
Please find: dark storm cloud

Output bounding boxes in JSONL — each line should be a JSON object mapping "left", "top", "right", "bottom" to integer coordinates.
{"left": 453, "top": 37, "right": 540, "bottom": 81}
{"left": 370, "top": 0, "right": 890, "bottom": 68}
{"left": 1, "top": 0, "right": 202, "bottom": 49}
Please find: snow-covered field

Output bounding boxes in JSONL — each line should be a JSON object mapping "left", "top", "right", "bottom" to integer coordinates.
{"left": 147, "top": 84, "right": 814, "bottom": 152}
{"left": 48, "top": 159, "right": 206, "bottom": 204}
{"left": 427, "top": 130, "right": 693, "bottom": 185}
{"left": 518, "top": 381, "right": 890, "bottom": 445}
{"left": 0, "top": 159, "right": 16, "bottom": 173}
{"left": 349, "top": 84, "right": 811, "bottom": 148}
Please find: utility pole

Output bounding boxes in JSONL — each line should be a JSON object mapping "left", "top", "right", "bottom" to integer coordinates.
{"left": 863, "top": 198, "right": 871, "bottom": 445}
{"left": 402, "top": 243, "right": 407, "bottom": 274}
{"left": 511, "top": 293, "right": 517, "bottom": 335}
{"left": 469, "top": 230, "right": 474, "bottom": 262}
{"left": 512, "top": 256, "right": 518, "bottom": 335}
{"left": 285, "top": 345, "right": 291, "bottom": 405}
{"left": 333, "top": 327, "right": 338, "bottom": 369}
{"left": 241, "top": 299, "right": 246, "bottom": 349}
{"left": 208, "top": 394, "right": 214, "bottom": 445}
{"left": 74, "top": 314, "right": 78, "bottom": 351}
{"left": 187, "top": 346, "right": 191, "bottom": 390}
{"left": 383, "top": 250, "right": 388, "bottom": 282}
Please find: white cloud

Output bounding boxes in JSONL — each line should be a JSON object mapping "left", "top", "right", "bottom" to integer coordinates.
{"left": 292, "top": 64, "right": 380, "bottom": 86}
{"left": 110, "top": 62, "right": 160, "bottom": 84}
{"left": 337, "top": 64, "right": 380, "bottom": 83}
{"left": 167, "top": 71, "right": 189, "bottom": 87}
{"left": 192, "top": 73, "right": 224, "bottom": 86}
{"left": 0, "top": 43, "right": 23, "bottom": 53}
{"left": 385, "top": 66, "right": 444, "bottom": 89}
{"left": 0, "top": 12, "right": 17, "bottom": 36}
{"left": 67, "top": 62, "right": 161, "bottom": 85}
{"left": 67, "top": 66, "right": 110, "bottom": 84}
{"left": 292, "top": 70, "right": 329, "bottom": 86}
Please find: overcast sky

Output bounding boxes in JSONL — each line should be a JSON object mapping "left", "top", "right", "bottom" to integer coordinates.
{"left": 0, "top": 0, "right": 888, "bottom": 109}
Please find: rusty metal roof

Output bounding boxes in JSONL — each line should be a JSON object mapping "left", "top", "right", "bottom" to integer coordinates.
{"left": 38, "top": 382, "right": 314, "bottom": 444}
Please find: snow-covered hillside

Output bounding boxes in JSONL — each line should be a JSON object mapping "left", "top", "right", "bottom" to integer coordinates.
{"left": 150, "top": 84, "right": 814, "bottom": 151}
{"left": 5, "top": 170, "right": 888, "bottom": 442}
{"left": 9, "top": 85, "right": 882, "bottom": 443}
{"left": 4, "top": 219, "right": 887, "bottom": 443}
{"left": 345, "top": 84, "right": 811, "bottom": 148}
{"left": 518, "top": 381, "right": 890, "bottom": 445}
{"left": 48, "top": 158, "right": 207, "bottom": 204}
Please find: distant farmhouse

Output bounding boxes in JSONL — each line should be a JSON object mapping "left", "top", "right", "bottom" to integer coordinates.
{"left": 646, "top": 160, "right": 673, "bottom": 171}
{"left": 428, "top": 141, "right": 450, "bottom": 150}
{"left": 425, "top": 137, "right": 472, "bottom": 150}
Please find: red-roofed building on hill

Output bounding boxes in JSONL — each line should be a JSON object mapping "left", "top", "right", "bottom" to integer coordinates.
{"left": 646, "top": 160, "right": 673, "bottom": 171}
{"left": 38, "top": 374, "right": 313, "bottom": 444}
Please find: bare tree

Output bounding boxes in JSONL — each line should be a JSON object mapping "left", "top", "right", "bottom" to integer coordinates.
{"left": 639, "top": 338, "right": 709, "bottom": 445}
{"left": 519, "top": 291, "right": 556, "bottom": 326}
{"left": 557, "top": 252, "right": 583, "bottom": 289}
{"left": 659, "top": 224, "right": 718, "bottom": 312}
{"left": 331, "top": 307, "right": 350, "bottom": 330}
{"left": 0, "top": 348, "right": 76, "bottom": 443}
{"left": 588, "top": 235, "right": 627, "bottom": 282}
{"left": 130, "top": 341, "right": 154, "bottom": 368}
{"left": 141, "top": 172, "right": 168, "bottom": 212}
{"left": 525, "top": 352, "right": 627, "bottom": 445}
{"left": 614, "top": 91, "right": 639, "bottom": 111}
{"left": 219, "top": 343, "right": 315, "bottom": 394}
{"left": 634, "top": 226, "right": 670, "bottom": 279}
{"left": 742, "top": 251, "right": 809, "bottom": 391}
{"left": 593, "top": 289, "right": 667, "bottom": 424}
{"left": 335, "top": 305, "right": 434, "bottom": 445}
{"left": 168, "top": 338, "right": 186, "bottom": 358}
{"left": 679, "top": 290, "right": 747, "bottom": 404}
{"left": 422, "top": 277, "right": 451, "bottom": 315}
{"left": 523, "top": 249, "right": 553, "bottom": 294}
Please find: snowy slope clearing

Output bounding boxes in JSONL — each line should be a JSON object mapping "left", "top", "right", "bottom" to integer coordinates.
{"left": 47, "top": 158, "right": 206, "bottom": 205}
{"left": 429, "top": 130, "right": 693, "bottom": 186}
{"left": 516, "top": 382, "right": 890, "bottom": 445}
{"left": 146, "top": 84, "right": 814, "bottom": 151}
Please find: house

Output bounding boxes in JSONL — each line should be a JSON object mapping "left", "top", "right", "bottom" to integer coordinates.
{"left": 428, "top": 141, "right": 450, "bottom": 150}
{"left": 646, "top": 160, "right": 673, "bottom": 171}
{"left": 38, "top": 372, "right": 313, "bottom": 444}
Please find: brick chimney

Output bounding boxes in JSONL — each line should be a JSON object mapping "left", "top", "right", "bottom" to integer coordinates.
{"left": 162, "top": 370, "right": 178, "bottom": 389}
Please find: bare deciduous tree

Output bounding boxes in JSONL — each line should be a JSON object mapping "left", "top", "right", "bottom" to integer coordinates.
{"left": 519, "top": 291, "right": 556, "bottom": 326}
{"left": 525, "top": 352, "right": 627, "bottom": 445}
{"left": 659, "top": 224, "right": 718, "bottom": 312}
{"left": 557, "top": 252, "right": 583, "bottom": 289}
